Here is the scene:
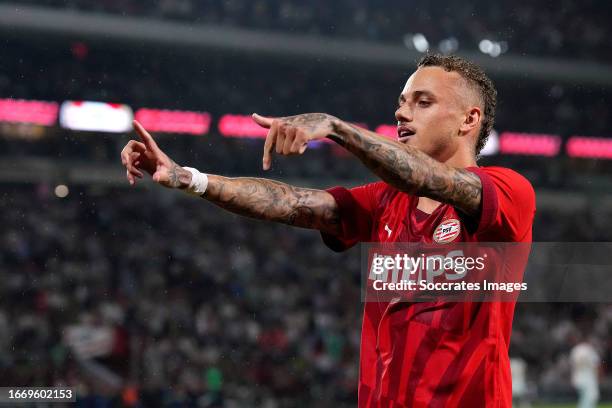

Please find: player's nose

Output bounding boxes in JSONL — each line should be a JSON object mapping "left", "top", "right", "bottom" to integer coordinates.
{"left": 395, "top": 105, "right": 412, "bottom": 123}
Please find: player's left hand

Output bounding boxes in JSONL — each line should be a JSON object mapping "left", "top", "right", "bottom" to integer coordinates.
{"left": 252, "top": 113, "right": 338, "bottom": 170}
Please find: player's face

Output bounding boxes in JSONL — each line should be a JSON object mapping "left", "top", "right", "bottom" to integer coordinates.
{"left": 395, "top": 66, "right": 471, "bottom": 161}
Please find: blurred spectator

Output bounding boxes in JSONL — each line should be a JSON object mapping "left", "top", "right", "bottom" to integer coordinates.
{"left": 1, "top": 183, "right": 612, "bottom": 405}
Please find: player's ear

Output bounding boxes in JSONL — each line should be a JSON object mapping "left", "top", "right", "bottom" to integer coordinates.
{"left": 459, "top": 106, "right": 481, "bottom": 135}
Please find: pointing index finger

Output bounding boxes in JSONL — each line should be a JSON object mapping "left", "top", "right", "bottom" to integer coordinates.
{"left": 252, "top": 113, "right": 275, "bottom": 129}
{"left": 133, "top": 120, "right": 161, "bottom": 154}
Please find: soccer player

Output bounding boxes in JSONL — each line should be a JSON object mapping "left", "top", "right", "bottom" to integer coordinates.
{"left": 570, "top": 336, "right": 600, "bottom": 408}
{"left": 121, "top": 54, "right": 535, "bottom": 407}
{"left": 510, "top": 356, "right": 531, "bottom": 408}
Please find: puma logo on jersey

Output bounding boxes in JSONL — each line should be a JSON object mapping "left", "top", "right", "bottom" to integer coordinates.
{"left": 384, "top": 224, "right": 392, "bottom": 238}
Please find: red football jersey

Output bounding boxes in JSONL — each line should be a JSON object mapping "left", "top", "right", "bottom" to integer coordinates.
{"left": 321, "top": 166, "right": 536, "bottom": 407}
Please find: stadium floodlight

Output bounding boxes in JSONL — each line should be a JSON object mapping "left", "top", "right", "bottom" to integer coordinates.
{"left": 479, "top": 39, "right": 506, "bottom": 57}
{"left": 54, "top": 184, "right": 69, "bottom": 198}
{"left": 479, "top": 39, "right": 493, "bottom": 54}
{"left": 439, "top": 37, "right": 459, "bottom": 54}
{"left": 412, "top": 33, "right": 429, "bottom": 52}
{"left": 490, "top": 43, "right": 502, "bottom": 58}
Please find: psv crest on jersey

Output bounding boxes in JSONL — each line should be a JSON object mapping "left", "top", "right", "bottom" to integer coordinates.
{"left": 433, "top": 218, "right": 461, "bottom": 243}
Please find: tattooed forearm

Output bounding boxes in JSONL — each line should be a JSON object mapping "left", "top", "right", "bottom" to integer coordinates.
{"left": 202, "top": 175, "right": 341, "bottom": 234}
{"left": 329, "top": 121, "right": 482, "bottom": 216}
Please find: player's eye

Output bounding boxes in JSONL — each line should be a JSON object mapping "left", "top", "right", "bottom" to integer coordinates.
{"left": 418, "top": 100, "right": 432, "bottom": 107}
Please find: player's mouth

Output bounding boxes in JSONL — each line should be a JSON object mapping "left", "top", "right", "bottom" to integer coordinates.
{"left": 397, "top": 125, "right": 416, "bottom": 143}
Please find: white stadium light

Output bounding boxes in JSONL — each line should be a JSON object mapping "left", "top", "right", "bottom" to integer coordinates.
{"left": 490, "top": 43, "right": 502, "bottom": 58}
{"left": 60, "top": 101, "right": 133, "bottom": 133}
{"left": 55, "top": 184, "right": 69, "bottom": 198}
{"left": 479, "top": 39, "right": 493, "bottom": 54}
{"left": 439, "top": 37, "right": 459, "bottom": 54}
{"left": 412, "top": 33, "right": 429, "bottom": 53}
{"left": 479, "top": 39, "right": 506, "bottom": 57}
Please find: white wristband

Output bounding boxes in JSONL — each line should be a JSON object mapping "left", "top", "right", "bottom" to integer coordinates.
{"left": 182, "top": 167, "right": 209, "bottom": 196}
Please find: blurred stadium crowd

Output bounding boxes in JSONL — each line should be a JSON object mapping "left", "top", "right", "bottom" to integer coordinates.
{"left": 5, "top": 42, "right": 609, "bottom": 134}
{"left": 1, "top": 41, "right": 610, "bottom": 191}
{"left": 4, "top": 0, "right": 609, "bottom": 61}
{"left": 1, "top": 185, "right": 612, "bottom": 407}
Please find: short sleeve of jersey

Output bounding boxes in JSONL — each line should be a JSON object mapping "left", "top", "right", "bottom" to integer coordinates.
{"left": 320, "top": 182, "right": 386, "bottom": 252}
{"left": 466, "top": 166, "right": 536, "bottom": 241}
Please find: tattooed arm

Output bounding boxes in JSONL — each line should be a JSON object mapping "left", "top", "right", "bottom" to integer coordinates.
{"left": 328, "top": 120, "right": 482, "bottom": 216}
{"left": 253, "top": 113, "right": 482, "bottom": 217}
{"left": 166, "top": 165, "right": 341, "bottom": 233}
{"left": 201, "top": 175, "right": 340, "bottom": 234}
{"left": 120, "top": 120, "right": 341, "bottom": 234}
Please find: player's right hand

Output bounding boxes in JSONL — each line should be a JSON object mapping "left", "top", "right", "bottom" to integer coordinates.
{"left": 120, "top": 120, "right": 190, "bottom": 189}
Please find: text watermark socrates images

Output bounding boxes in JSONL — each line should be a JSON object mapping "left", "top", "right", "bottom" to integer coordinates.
{"left": 359, "top": 243, "right": 612, "bottom": 302}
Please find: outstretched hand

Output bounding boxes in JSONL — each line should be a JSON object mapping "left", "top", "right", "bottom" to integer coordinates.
{"left": 252, "top": 113, "right": 338, "bottom": 170}
{"left": 120, "top": 120, "right": 191, "bottom": 189}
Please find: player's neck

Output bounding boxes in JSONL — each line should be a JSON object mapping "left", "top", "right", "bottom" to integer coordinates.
{"left": 416, "top": 196, "right": 441, "bottom": 215}
{"left": 418, "top": 148, "right": 478, "bottom": 214}
{"left": 442, "top": 147, "right": 478, "bottom": 169}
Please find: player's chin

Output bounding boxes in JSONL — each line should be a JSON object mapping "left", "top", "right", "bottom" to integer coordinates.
{"left": 398, "top": 136, "right": 416, "bottom": 147}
